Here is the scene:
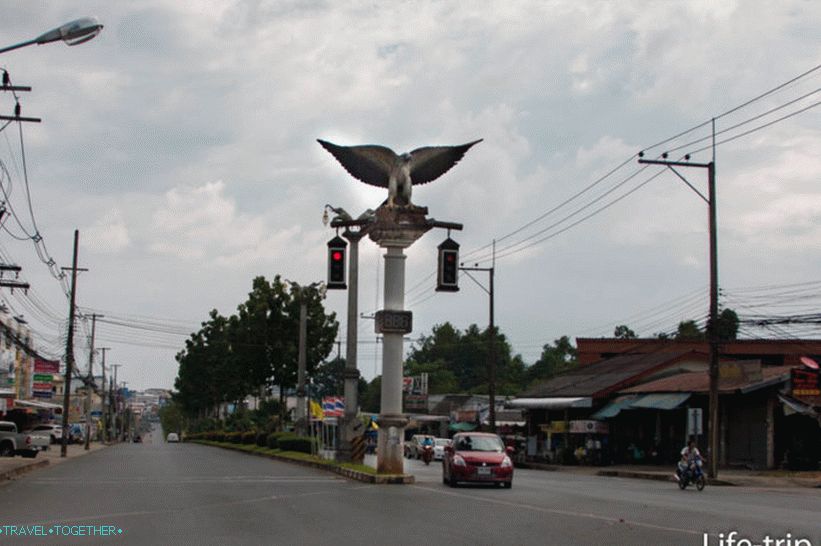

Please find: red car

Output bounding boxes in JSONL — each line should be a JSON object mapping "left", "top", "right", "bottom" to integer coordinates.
{"left": 442, "top": 432, "right": 514, "bottom": 488}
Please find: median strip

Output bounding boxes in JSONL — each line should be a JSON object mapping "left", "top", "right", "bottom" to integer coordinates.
{"left": 189, "top": 440, "right": 414, "bottom": 484}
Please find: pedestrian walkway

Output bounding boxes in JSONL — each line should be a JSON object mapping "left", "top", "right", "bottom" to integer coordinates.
{"left": 0, "top": 442, "right": 108, "bottom": 482}
{"left": 518, "top": 461, "right": 821, "bottom": 488}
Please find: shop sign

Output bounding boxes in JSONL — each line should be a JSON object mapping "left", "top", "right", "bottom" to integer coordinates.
{"left": 792, "top": 368, "right": 820, "bottom": 397}
{"left": 404, "top": 394, "right": 428, "bottom": 411}
{"left": 34, "top": 359, "right": 59, "bottom": 374}
{"left": 540, "top": 421, "right": 567, "bottom": 433}
{"left": 569, "top": 420, "right": 608, "bottom": 434}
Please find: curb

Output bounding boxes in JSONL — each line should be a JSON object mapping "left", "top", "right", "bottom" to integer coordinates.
{"left": 191, "top": 441, "right": 414, "bottom": 484}
{"left": 0, "top": 459, "right": 49, "bottom": 481}
{"left": 595, "top": 469, "right": 736, "bottom": 486}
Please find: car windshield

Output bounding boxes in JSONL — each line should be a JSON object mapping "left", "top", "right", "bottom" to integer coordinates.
{"left": 434, "top": 439, "right": 450, "bottom": 447}
{"left": 455, "top": 435, "right": 504, "bottom": 453}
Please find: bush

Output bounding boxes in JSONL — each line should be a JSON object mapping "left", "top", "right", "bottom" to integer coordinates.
{"left": 242, "top": 431, "right": 257, "bottom": 445}
{"left": 256, "top": 432, "right": 268, "bottom": 447}
{"left": 265, "top": 431, "right": 294, "bottom": 450}
{"left": 277, "top": 435, "right": 316, "bottom": 454}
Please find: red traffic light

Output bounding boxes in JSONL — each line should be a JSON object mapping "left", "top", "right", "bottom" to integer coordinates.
{"left": 332, "top": 251, "right": 343, "bottom": 262}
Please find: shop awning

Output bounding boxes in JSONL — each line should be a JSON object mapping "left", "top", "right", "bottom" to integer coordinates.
{"left": 14, "top": 399, "right": 62, "bottom": 410}
{"left": 778, "top": 394, "right": 818, "bottom": 417}
{"left": 506, "top": 397, "right": 592, "bottom": 409}
{"left": 591, "top": 395, "right": 640, "bottom": 419}
{"left": 449, "top": 422, "right": 477, "bottom": 432}
{"left": 629, "top": 393, "right": 691, "bottom": 410}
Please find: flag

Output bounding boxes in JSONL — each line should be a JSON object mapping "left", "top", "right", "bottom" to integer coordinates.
{"left": 310, "top": 400, "right": 324, "bottom": 420}
{"left": 322, "top": 396, "right": 344, "bottom": 417}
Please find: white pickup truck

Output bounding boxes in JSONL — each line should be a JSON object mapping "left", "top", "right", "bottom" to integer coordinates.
{"left": 0, "top": 421, "right": 49, "bottom": 458}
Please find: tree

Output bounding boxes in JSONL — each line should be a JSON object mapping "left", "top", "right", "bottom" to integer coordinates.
{"left": 675, "top": 320, "right": 704, "bottom": 340}
{"left": 405, "top": 322, "right": 523, "bottom": 394}
{"left": 360, "top": 375, "right": 381, "bottom": 413}
{"left": 614, "top": 325, "right": 637, "bottom": 339}
{"left": 713, "top": 308, "right": 739, "bottom": 341}
{"left": 311, "top": 356, "right": 368, "bottom": 400}
{"left": 526, "top": 336, "right": 577, "bottom": 385}
{"left": 173, "top": 275, "right": 338, "bottom": 428}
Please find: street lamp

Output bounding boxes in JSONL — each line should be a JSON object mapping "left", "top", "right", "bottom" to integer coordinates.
{"left": 0, "top": 17, "right": 103, "bottom": 55}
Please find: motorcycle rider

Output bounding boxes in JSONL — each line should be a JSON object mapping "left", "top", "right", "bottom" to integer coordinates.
{"left": 677, "top": 438, "right": 703, "bottom": 479}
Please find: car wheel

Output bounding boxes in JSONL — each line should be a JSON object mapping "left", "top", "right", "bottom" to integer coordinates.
{"left": 0, "top": 442, "right": 12, "bottom": 457}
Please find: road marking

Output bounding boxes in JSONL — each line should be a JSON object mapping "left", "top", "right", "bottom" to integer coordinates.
{"left": 410, "top": 484, "right": 704, "bottom": 537}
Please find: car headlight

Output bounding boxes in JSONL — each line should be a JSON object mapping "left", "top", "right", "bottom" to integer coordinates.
{"left": 453, "top": 455, "right": 466, "bottom": 467}
{"left": 501, "top": 456, "right": 512, "bottom": 468}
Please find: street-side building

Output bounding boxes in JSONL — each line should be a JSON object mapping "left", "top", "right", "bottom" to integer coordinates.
{"left": 508, "top": 350, "right": 709, "bottom": 464}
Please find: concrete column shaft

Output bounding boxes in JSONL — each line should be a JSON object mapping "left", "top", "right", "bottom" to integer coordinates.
{"left": 380, "top": 247, "right": 406, "bottom": 416}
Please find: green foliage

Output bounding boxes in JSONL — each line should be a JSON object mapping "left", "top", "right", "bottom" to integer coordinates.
{"left": 675, "top": 320, "right": 704, "bottom": 340}
{"left": 158, "top": 401, "right": 184, "bottom": 436}
{"left": 173, "top": 275, "right": 339, "bottom": 422}
{"left": 714, "top": 308, "right": 739, "bottom": 341}
{"left": 525, "top": 336, "right": 578, "bottom": 385}
{"left": 613, "top": 325, "right": 637, "bottom": 339}
{"left": 360, "top": 376, "right": 381, "bottom": 413}
{"left": 405, "top": 322, "right": 525, "bottom": 395}
{"left": 277, "top": 435, "right": 316, "bottom": 454}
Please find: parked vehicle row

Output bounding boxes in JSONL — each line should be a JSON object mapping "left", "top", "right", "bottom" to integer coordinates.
{"left": 0, "top": 421, "right": 48, "bottom": 458}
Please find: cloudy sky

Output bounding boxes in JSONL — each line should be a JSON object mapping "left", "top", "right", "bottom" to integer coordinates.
{"left": 0, "top": 1, "right": 819, "bottom": 391}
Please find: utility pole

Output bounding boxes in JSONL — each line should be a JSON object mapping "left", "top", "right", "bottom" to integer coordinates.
{"left": 638, "top": 129, "right": 719, "bottom": 478}
{"left": 60, "top": 230, "right": 87, "bottom": 457}
{"left": 84, "top": 313, "right": 102, "bottom": 450}
{"left": 460, "top": 240, "right": 497, "bottom": 432}
{"left": 98, "top": 347, "right": 110, "bottom": 442}
{"left": 111, "top": 364, "right": 121, "bottom": 441}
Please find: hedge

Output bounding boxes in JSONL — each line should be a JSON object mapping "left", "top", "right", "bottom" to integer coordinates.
{"left": 276, "top": 435, "right": 315, "bottom": 454}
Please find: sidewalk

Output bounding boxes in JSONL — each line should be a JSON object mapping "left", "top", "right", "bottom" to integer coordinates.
{"left": 0, "top": 442, "right": 108, "bottom": 482}
{"left": 517, "top": 461, "right": 821, "bottom": 488}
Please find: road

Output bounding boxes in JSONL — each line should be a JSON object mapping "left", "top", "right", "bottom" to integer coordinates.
{"left": 0, "top": 430, "right": 818, "bottom": 545}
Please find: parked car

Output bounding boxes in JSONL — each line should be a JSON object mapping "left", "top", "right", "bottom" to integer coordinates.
{"left": 26, "top": 424, "right": 63, "bottom": 445}
{"left": 442, "top": 432, "right": 514, "bottom": 488}
{"left": 0, "top": 421, "right": 45, "bottom": 458}
{"left": 404, "top": 434, "right": 435, "bottom": 459}
{"left": 433, "top": 438, "right": 451, "bottom": 461}
{"left": 166, "top": 433, "right": 179, "bottom": 443}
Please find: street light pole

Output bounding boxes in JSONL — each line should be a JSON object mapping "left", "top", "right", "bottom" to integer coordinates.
{"left": 0, "top": 17, "right": 103, "bottom": 55}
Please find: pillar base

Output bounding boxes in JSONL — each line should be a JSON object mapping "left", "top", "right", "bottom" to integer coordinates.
{"left": 376, "top": 414, "right": 408, "bottom": 475}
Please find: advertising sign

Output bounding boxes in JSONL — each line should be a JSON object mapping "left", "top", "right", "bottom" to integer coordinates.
{"left": 34, "top": 359, "right": 60, "bottom": 374}
{"left": 569, "top": 420, "right": 608, "bottom": 434}
{"left": 33, "top": 374, "right": 53, "bottom": 382}
{"left": 792, "top": 368, "right": 820, "bottom": 397}
{"left": 404, "top": 394, "right": 427, "bottom": 411}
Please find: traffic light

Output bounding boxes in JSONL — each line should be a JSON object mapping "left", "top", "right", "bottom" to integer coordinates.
{"left": 327, "top": 236, "right": 347, "bottom": 289}
{"left": 437, "top": 237, "right": 459, "bottom": 292}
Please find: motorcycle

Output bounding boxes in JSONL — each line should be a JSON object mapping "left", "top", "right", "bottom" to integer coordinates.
{"left": 676, "top": 457, "right": 706, "bottom": 491}
{"left": 421, "top": 444, "right": 433, "bottom": 465}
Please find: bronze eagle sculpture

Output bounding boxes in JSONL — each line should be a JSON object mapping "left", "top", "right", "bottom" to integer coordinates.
{"left": 318, "top": 139, "right": 482, "bottom": 207}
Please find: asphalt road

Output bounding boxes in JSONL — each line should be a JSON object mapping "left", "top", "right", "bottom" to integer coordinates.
{"left": 0, "top": 430, "right": 818, "bottom": 546}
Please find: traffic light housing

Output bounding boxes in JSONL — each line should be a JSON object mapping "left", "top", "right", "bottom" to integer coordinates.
{"left": 437, "top": 237, "right": 459, "bottom": 292}
{"left": 327, "top": 236, "right": 347, "bottom": 289}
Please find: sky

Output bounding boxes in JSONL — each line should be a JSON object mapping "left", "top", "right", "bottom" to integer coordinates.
{"left": 0, "top": 1, "right": 819, "bottom": 391}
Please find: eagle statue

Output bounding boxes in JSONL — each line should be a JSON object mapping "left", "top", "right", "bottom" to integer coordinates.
{"left": 318, "top": 139, "right": 482, "bottom": 208}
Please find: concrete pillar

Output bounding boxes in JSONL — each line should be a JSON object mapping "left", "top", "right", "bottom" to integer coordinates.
{"left": 339, "top": 231, "right": 364, "bottom": 462}
{"left": 295, "top": 300, "right": 308, "bottom": 436}
{"left": 377, "top": 246, "right": 408, "bottom": 474}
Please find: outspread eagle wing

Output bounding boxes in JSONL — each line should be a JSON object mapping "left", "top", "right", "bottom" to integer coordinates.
{"left": 317, "top": 139, "right": 396, "bottom": 188}
{"left": 407, "top": 139, "right": 483, "bottom": 185}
